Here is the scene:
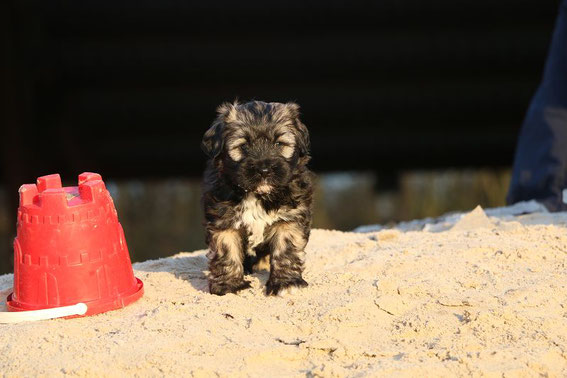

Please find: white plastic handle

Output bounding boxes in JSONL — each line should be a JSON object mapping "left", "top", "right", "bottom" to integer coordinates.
{"left": 0, "top": 303, "right": 88, "bottom": 324}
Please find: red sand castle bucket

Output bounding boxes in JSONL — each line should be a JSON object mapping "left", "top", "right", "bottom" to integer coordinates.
{"left": 5, "top": 172, "right": 143, "bottom": 319}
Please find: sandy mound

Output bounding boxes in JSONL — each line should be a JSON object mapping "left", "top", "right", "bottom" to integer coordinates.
{"left": 451, "top": 205, "right": 494, "bottom": 231}
{"left": 1, "top": 206, "right": 567, "bottom": 376}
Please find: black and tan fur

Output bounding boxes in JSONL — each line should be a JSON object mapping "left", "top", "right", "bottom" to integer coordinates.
{"left": 201, "top": 101, "right": 313, "bottom": 296}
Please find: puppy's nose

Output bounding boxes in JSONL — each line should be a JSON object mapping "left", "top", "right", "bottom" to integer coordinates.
{"left": 258, "top": 160, "right": 272, "bottom": 175}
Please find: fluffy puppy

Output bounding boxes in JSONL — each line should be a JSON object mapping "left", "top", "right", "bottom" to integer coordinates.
{"left": 201, "top": 100, "right": 313, "bottom": 296}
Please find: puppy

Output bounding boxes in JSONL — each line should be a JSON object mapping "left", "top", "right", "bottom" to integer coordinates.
{"left": 201, "top": 101, "right": 314, "bottom": 296}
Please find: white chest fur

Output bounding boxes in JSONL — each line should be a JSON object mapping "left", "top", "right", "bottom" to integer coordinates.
{"left": 234, "top": 194, "right": 280, "bottom": 256}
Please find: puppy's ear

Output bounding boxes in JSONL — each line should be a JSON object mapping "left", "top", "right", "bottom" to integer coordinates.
{"left": 201, "top": 102, "right": 239, "bottom": 158}
{"left": 285, "top": 102, "right": 310, "bottom": 157}
{"left": 217, "top": 101, "right": 239, "bottom": 123}
{"left": 201, "top": 120, "right": 224, "bottom": 158}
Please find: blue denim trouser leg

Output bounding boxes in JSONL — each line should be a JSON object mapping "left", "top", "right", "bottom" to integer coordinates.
{"left": 508, "top": 0, "right": 567, "bottom": 211}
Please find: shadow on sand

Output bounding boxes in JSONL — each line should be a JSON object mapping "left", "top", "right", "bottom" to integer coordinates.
{"left": 134, "top": 252, "right": 270, "bottom": 294}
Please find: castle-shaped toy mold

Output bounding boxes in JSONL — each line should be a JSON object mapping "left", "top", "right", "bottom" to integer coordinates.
{"left": 7, "top": 172, "right": 144, "bottom": 317}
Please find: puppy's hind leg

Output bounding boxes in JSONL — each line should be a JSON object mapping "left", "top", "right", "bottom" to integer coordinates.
{"left": 208, "top": 229, "right": 251, "bottom": 295}
{"left": 265, "top": 222, "right": 308, "bottom": 296}
{"left": 243, "top": 243, "right": 271, "bottom": 274}
{"left": 253, "top": 254, "right": 271, "bottom": 272}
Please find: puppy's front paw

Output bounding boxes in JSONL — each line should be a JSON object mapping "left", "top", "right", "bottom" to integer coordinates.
{"left": 209, "top": 279, "right": 252, "bottom": 296}
{"left": 266, "top": 277, "right": 308, "bottom": 296}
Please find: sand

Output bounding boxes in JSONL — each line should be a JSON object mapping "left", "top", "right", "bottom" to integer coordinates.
{"left": 1, "top": 204, "right": 567, "bottom": 377}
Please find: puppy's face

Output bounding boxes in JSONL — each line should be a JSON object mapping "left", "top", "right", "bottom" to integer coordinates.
{"left": 202, "top": 101, "right": 310, "bottom": 194}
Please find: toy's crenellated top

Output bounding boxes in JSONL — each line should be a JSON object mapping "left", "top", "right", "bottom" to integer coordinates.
{"left": 18, "top": 172, "right": 111, "bottom": 212}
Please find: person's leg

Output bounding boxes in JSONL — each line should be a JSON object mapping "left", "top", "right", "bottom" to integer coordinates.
{"left": 508, "top": 0, "right": 567, "bottom": 211}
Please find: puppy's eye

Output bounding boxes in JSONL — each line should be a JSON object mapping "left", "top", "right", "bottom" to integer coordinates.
{"left": 274, "top": 142, "right": 281, "bottom": 147}
{"left": 234, "top": 142, "right": 248, "bottom": 152}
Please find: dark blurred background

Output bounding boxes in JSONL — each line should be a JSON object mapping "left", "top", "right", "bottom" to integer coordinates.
{"left": 0, "top": 0, "right": 559, "bottom": 274}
